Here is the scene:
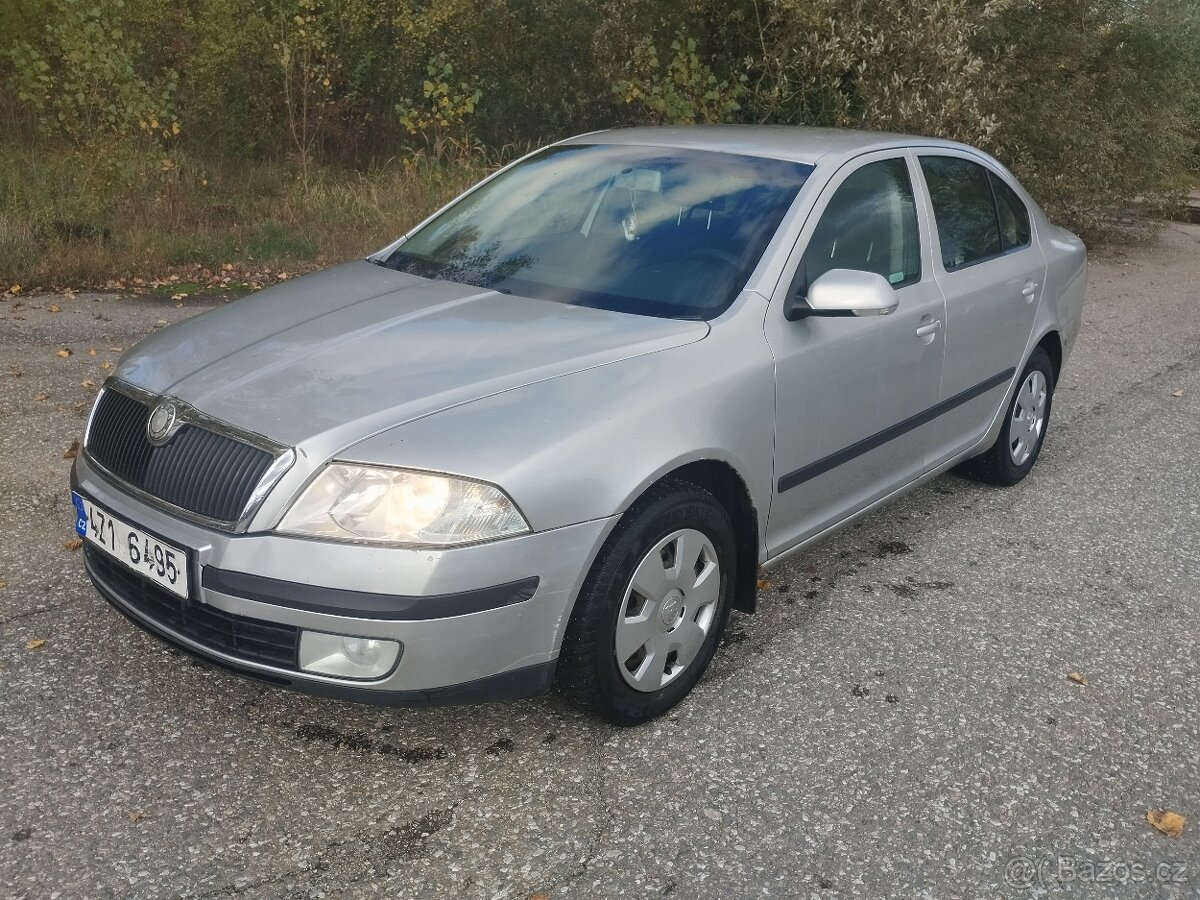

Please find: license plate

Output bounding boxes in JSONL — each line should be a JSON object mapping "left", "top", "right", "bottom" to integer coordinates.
{"left": 72, "top": 492, "right": 190, "bottom": 599}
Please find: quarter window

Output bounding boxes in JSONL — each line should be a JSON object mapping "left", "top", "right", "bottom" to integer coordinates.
{"left": 919, "top": 156, "right": 1002, "bottom": 270}
{"left": 989, "top": 172, "right": 1031, "bottom": 251}
{"left": 798, "top": 158, "right": 920, "bottom": 293}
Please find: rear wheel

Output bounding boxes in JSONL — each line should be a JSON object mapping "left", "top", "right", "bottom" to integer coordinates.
{"left": 958, "top": 348, "right": 1055, "bottom": 486}
{"left": 556, "top": 479, "right": 735, "bottom": 726}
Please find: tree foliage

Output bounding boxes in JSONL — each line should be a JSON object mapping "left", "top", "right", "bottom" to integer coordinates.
{"left": 1, "top": 0, "right": 1196, "bottom": 235}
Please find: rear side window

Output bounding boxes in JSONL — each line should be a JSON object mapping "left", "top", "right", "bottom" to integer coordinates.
{"left": 799, "top": 157, "right": 920, "bottom": 292}
{"left": 989, "top": 172, "right": 1031, "bottom": 250}
{"left": 919, "top": 156, "right": 1001, "bottom": 270}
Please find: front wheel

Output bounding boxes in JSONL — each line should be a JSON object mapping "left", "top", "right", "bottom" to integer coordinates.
{"left": 555, "top": 479, "right": 736, "bottom": 726}
{"left": 958, "top": 348, "right": 1055, "bottom": 486}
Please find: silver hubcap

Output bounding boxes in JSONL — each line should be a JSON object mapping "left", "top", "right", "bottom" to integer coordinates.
{"left": 1009, "top": 370, "right": 1048, "bottom": 466}
{"left": 615, "top": 528, "right": 721, "bottom": 692}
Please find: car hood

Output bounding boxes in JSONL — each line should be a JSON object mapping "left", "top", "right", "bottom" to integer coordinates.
{"left": 114, "top": 261, "right": 708, "bottom": 454}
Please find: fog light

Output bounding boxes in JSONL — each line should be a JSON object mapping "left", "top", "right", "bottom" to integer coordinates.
{"left": 299, "top": 631, "right": 401, "bottom": 680}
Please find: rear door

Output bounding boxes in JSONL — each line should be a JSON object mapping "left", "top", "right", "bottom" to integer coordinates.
{"left": 916, "top": 153, "right": 1047, "bottom": 466}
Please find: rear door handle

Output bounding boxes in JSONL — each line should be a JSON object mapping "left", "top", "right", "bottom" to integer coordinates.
{"left": 1022, "top": 281, "right": 1040, "bottom": 302}
{"left": 915, "top": 319, "right": 942, "bottom": 338}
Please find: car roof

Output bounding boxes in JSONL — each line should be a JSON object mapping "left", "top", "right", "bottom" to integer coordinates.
{"left": 560, "top": 125, "right": 976, "bottom": 167}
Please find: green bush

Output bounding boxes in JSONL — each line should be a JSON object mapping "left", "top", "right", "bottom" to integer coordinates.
{"left": 977, "top": 0, "right": 1200, "bottom": 232}
{"left": 7, "top": 0, "right": 178, "bottom": 150}
{"left": 0, "top": 0, "right": 1196, "bottom": 251}
{"left": 613, "top": 33, "right": 746, "bottom": 125}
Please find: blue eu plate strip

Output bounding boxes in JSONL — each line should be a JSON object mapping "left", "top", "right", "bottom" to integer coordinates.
{"left": 71, "top": 491, "right": 87, "bottom": 537}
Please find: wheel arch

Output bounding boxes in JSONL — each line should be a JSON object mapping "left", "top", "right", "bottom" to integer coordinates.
{"left": 640, "top": 459, "right": 760, "bottom": 615}
{"left": 1036, "top": 329, "right": 1063, "bottom": 383}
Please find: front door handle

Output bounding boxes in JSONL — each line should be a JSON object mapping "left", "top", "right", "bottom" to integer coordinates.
{"left": 915, "top": 319, "right": 942, "bottom": 338}
{"left": 1021, "top": 281, "right": 1040, "bottom": 302}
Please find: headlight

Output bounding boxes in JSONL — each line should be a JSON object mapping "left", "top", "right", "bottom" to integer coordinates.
{"left": 277, "top": 464, "right": 530, "bottom": 545}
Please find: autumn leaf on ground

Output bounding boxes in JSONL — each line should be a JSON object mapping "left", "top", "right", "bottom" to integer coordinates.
{"left": 56, "top": 348, "right": 71, "bottom": 358}
{"left": 101, "top": 361, "right": 111, "bottom": 370}
{"left": 1172, "top": 389, "right": 1184, "bottom": 398}
{"left": 128, "top": 810, "right": 145, "bottom": 823}
{"left": 756, "top": 579, "right": 771, "bottom": 591}
{"left": 63, "top": 440, "right": 80, "bottom": 460}
{"left": 1067, "top": 671, "right": 1088, "bottom": 685}
{"left": 25, "top": 639, "right": 46, "bottom": 651}
{"left": 48, "top": 303, "right": 61, "bottom": 313}
{"left": 0, "top": 580, "right": 7, "bottom": 590}
{"left": 81, "top": 378, "right": 96, "bottom": 388}
{"left": 108, "top": 346, "right": 123, "bottom": 352}
{"left": 63, "top": 537, "right": 83, "bottom": 551}
{"left": 7, "top": 283, "right": 20, "bottom": 295}
{"left": 34, "top": 392, "right": 48, "bottom": 401}
{"left": 88, "top": 348, "right": 97, "bottom": 356}
{"left": 9, "top": 364, "right": 21, "bottom": 377}
{"left": 529, "top": 894, "right": 549, "bottom": 900}
{"left": 1146, "top": 809, "right": 1186, "bottom": 838}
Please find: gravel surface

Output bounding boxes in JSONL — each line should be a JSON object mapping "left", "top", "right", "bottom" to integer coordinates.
{"left": 2, "top": 224, "right": 1198, "bottom": 899}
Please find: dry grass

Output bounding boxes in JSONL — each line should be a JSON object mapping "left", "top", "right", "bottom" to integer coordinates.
{"left": 0, "top": 142, "right": 486, "bottom": 290}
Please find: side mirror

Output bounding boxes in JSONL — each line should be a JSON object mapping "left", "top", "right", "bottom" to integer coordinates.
{"left": 785, "top": 268, "right": 899, "bottom": 321}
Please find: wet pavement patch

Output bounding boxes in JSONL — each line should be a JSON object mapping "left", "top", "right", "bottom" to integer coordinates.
{"left": 292, "top": 722, "right": 449, "bottom": 762}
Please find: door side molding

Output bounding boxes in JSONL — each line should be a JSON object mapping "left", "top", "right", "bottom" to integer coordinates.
{"left": 777, "top": 367, "right": 1015, "bottom": 493}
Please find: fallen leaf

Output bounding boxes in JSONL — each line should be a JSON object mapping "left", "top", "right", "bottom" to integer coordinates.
{"left": 1172, "top": 389, "right": 1184, "bottom": 398}
{"left": 48, "top": 303, "right": 61, "bottom": 313}
{"left": 107, "top": 346, "right": 123, "bottom": 352}
{"left": 100, "top": 361, "right": 111, "bottom": 370}
{"left": 756, "top": 579, "right": 771, "bottom": 591}
{"left": 1067, "top": 671, "right": 1088, "bottom": 686}
{"left": 34, "top": 392, "right": 48, "bottom": 401}
{"left": 25, "top": 638, "right": 46, "bottom": 651}
{"left": 155, "top": 319, "right": 168, "bottom": 326}
{"left": 9, "top": 364, "right": 21, "bottom": 377}
{"left": 63, "top": 440, "right": 80, "bottom": 459}
{"left": 529, "top": 894, "right": 549, "bottom": 900}
{"left": 7, "top": 283, "right": 20, "bottom": 295}
{"left": 0, "top": 580, "right": 6, "bottom": 589}
{"left": 1146, "top": 809, "right": 1186, "bottom": 838}
{"left": 88, "top": 348, "right": 97, "bottom": 356}
{"left": 128, "top": 810, "right": 145, "bottom": 823}
{"left": 56, "top": 348, "right": 72, "bottom": 358}
{"left": 170, "top": 292, "right": 187, "bottom": 301}
{"left": 63, "top": 537, "right": 83, "bottom": 551}
{"left": 80, "top": 378, "right": 96, "bottom": 388}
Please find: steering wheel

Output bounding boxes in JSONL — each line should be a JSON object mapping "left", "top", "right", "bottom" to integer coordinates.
{"left": 684, "top": 248, "right": 741, "bottom": 271}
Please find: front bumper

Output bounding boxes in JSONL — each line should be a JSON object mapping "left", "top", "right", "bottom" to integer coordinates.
{"left": 73, "top": 452, "right": 613, "bottom": 703}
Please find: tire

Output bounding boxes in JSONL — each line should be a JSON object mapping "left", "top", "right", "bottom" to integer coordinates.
{"left": 958, "top": 347, "right": 1055, "bottom": 486}
{"left": 556, "top": 478, "right": 736, "bottom": 726}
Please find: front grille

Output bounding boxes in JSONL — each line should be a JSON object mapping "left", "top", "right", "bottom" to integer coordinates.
{"left": 86, "top": 387, "right": 276, "bottom": 524}
{"left": 86, "top": 544, "right": 300, "bottom": 670}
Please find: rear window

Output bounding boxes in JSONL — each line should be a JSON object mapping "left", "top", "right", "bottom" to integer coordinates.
{"left": 919, "top": 156, "right": 1002, "bottom": 270}
{"left": 989, "top": 172, "right": 1032, "bottom": 251}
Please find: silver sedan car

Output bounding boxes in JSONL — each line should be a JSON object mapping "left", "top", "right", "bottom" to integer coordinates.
{"left": 72, "top": 127, "right": 1086, "bottom": 724}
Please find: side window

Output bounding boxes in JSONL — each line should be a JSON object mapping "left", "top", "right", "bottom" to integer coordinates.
{"left": 798, "top": 158, "right": 920, "bottom": 293}
{"left": 989, "top": 171, "right": 1031, "bottom": 251}
{"left": 919, "top": 156, "right": 1001, "bottom": 270}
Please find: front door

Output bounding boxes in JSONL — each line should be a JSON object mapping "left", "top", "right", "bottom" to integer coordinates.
{"left": 764, "top": 152, "right": 946, "bottom": 557}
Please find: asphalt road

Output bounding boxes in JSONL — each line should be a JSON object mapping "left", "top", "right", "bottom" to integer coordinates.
{"left": 2, "top": 224, "right": 1199, "bottom": 899}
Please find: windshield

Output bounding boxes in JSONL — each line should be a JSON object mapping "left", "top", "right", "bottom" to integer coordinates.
{"left": 380, "top": 144, "right": 813, "bottom": 320}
